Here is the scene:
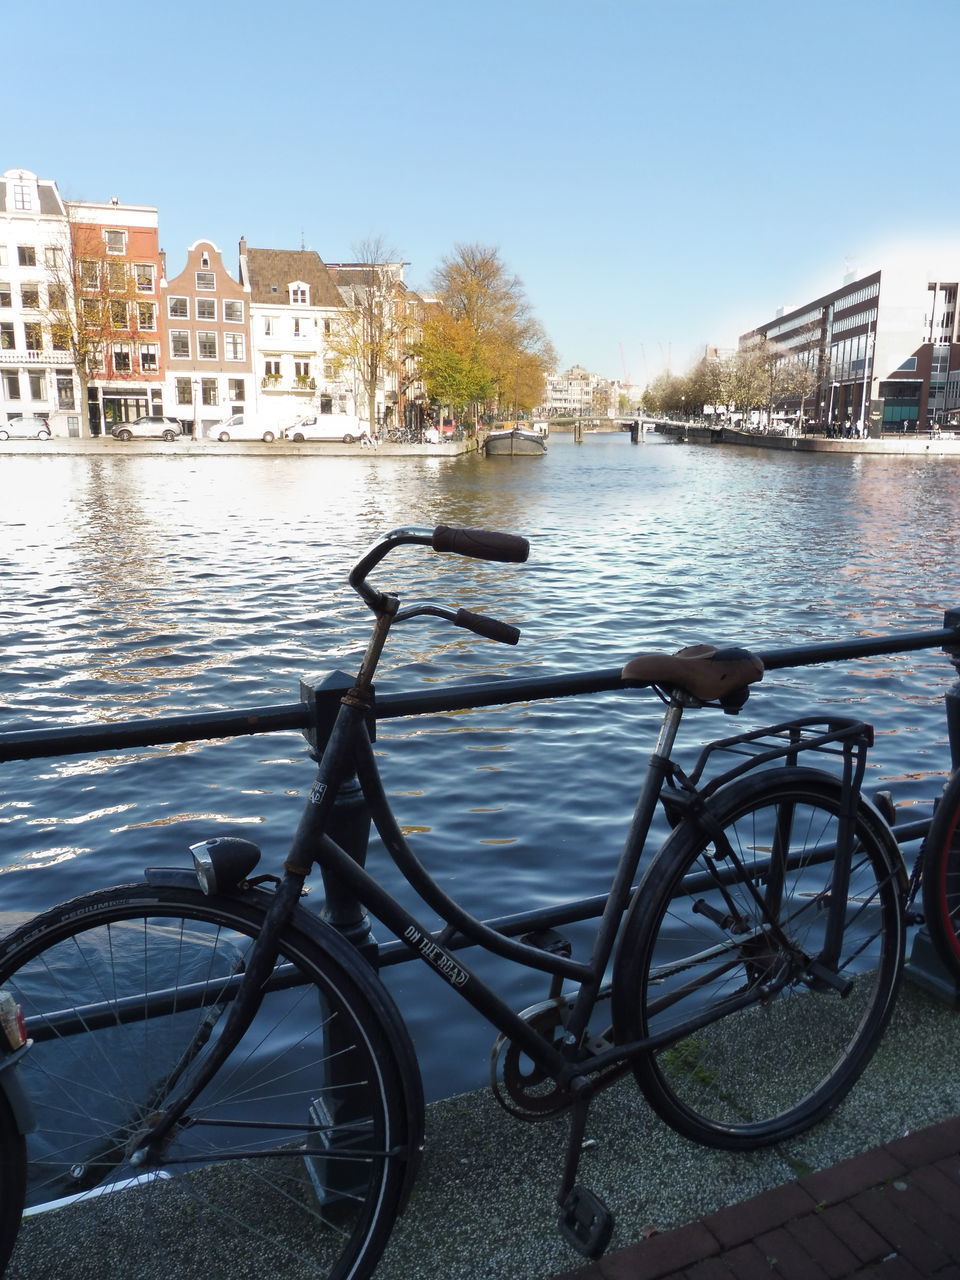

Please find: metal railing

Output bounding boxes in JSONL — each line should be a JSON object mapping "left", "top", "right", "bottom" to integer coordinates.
{"left": 2, "top": 615, "right": 960, "bottom": 972}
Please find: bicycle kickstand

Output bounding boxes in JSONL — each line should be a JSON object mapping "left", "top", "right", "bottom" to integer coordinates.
{"left": 556, "top": 1094, "right": 615, "bottom": 1258}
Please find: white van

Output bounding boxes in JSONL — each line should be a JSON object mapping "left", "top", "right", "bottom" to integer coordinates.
{"left": 205, "top": 414, "right": 278, "bottom": 443}
{"left": 283, "top": 414, "right": 370, "bottom": 443}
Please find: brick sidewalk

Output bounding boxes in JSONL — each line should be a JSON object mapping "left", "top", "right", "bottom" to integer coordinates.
{"left": 553, "top": 1116, "right": 960, "bottom": 1279}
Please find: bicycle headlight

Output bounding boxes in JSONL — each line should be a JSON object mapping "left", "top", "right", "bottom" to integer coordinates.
{"left": 189, "top": 838, "right": 262, "bottom": 895}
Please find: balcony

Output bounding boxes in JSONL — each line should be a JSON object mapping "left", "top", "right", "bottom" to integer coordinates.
{"left": 260, "top": 375, "right": 317, "bottom": 392}
{"left": 0, "top": 348, "right": 74, "bottom": 366}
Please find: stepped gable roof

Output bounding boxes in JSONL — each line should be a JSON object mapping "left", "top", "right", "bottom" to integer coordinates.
{"left": 244, "top": 247, "right": 346, "bottom": 309}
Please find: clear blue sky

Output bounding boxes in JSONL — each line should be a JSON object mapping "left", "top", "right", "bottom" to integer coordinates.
{"left": 10, "top": 0, "right": 959, "bottom": 385}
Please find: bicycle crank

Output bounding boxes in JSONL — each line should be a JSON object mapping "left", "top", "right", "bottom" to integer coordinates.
{"left": 490, "top": 997, "right": 575, "bottom": 1120}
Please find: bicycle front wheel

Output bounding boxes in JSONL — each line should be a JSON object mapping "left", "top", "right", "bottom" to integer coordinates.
{"left": 612, "top": 768, "right": 905, "bottom": 1148}
{"left": 921, "top": 768, "right": 960, "bottom": 980}
{"left": 0, "top": 882, "right": 421, "bottom": 1280}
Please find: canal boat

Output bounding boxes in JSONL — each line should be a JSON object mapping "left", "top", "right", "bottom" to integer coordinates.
{"left": 484, "top": 423, "right": 548, "bottom": 456}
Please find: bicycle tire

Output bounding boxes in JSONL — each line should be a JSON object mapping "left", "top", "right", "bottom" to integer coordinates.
{"left": 921, "top": 768, "right": 960, "bottom": 980}
{"left": 0, "top": 1082, "right": 25, "bottom": 1274}
{"left": 0, "top": 881, "right": 423, "bottom": 1280}
{"left": 612, "top": 767, "right": 905, "bottom": 1149}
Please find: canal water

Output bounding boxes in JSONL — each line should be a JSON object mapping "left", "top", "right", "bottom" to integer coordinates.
{"left": 1, "top": 433, "right": 959, "bottom": 1099}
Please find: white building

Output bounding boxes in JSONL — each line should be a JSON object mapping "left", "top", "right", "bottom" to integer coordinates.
{"left": 537, "top": 365, "right": 624, "bottom": 418}
{"left": 238, "top": 241, "right": 352, "bottom": 429}
{"left": 0, "top": 168, "right": 81, "bottom": 435}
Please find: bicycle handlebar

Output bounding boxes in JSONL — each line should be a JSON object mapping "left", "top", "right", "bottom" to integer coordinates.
{"left": 431, "top": 525, "right": 530, "bottom": 563}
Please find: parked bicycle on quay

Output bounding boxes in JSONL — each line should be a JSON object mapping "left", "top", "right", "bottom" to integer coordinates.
{"left": 1, "top": 524, "right": 960, "bottom": 1279}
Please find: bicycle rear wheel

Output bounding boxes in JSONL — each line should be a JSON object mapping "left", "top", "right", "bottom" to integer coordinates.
{"left": 0, "top": 882, "right": 422, "bottom": 1280}
{"left": 612, "top": 768, "right": 905, "bottom": 1148}
{"left": 921, "top": 768, "right": 960, "bottom": 980}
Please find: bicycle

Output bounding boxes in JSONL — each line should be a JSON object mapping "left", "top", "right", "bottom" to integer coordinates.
{"left": 0, "top": 524, "right": 919, "bottom": 1277}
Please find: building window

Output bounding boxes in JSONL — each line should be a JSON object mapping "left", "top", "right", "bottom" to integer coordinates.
{"left": 2, "top": 371, "right": 21, "bottom": 399}
{"left": 170, "top": 330, "right": 190, "bottom": 358}
{"left": 201, "top": 378, "right": 218, "bottom": 406}
{"left": 168, "top": 296, "right": 189, "bottom": 319}
{"left": 293, "top": 317, "right": 303, "bottom": 337}
{"left": 48, "top": 282, "right": 66, "bottom": 310}
{"left": 0, "top": 249, "right": 5, "bottom": 266}
{"left": 224, "top": 332, "right": 245, "bottom": 360}
{"left": 135, "top": 263, "right": 155, "bottom": 292}
{"left": 195, "top": 271, "right": 215, "bottom": 291}
{"left": 24, "top": 322, "right": 42, "bottom": 351}
{"left": 28, "top": 371, "right": 45, "bottom": 399}
{"left": 56, "top": 375, "right": 75, "bottom": 409}
{"left": 228, "top": 377, "right": 245, "bottom": 401}
{"left": 80, "top": 260, "right": 99, "bottom": 289}
{"left": 0, "top": 322, "right": 13, "bottom": 349}
{"left": 107, "top": 261, "right": 127, "bottom": 291}
{"left": 45, "top": 246, "right": 63, "bottom": 268}
{"left": 0, "top": 283, "right": 10, "bottom": 308}
{"left": 264, "top": 359, "right": 280, "bottom": 379}
{"left": 323, "top": 318, "right": 331, "bottom": 336}
{"left": 294, "top": 360, "right": 310, "bottom": 379}
{"left": 139, "top": 342, "right": 158, "bottom": 371}
{"left": 137, "top": 302, "right": 157, "bottom": 330}
{"left": 51, "top": 323, "right": 70, "bottom": 350}
{"left": 264, "top": 316, "right": 275, "bottom": 336}
{"left": 196, "top": 298, "right": 216, "bottom": 320}
{"left": 223, "top": 300, "right": 244, "bottom": 322}
{"left": 112, "top": 343, "right": 131, "bottom": 372}
{"left": 110, "top": 301, "right": 128, "bottom": 329}
{"left": 17, "top": 246, "right": 36, "bottom": 267}
{"left": 21, "top": 285, "right": 40, "bottom": 309}
{"left": 197, "top": 331, "right": 217, "bottom": 359}
{"left": 103, "top": 229, "right": 126, "bottom": 254}
{"left": 176, "top": 377, "right": 193, "bottom": 406}
{"left": 12, "top": 184, "right": 31, "bottom": 211}
{"left": 81, "top": 298, "right": 100, "bottom": 326}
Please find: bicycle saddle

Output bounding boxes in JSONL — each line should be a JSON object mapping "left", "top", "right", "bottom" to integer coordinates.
{"left": 621, "top": 644, "right": 764, "bottom": 704}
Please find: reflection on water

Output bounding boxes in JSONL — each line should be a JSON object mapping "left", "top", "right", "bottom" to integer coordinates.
{"left": 2, "top": 436, "right": 959, "bottom": 1095}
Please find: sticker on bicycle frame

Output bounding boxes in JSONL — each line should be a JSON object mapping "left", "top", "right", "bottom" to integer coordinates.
{"left": 309, "top": 780, "right": 327, "bottom": 807}
{"left": 403, "top": 925, "right": 469, "bottom": 988}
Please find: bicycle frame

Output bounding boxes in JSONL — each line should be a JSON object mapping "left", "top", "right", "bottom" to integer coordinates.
{"left": 131, "top": 530, "right": 892, "bottom": 1158}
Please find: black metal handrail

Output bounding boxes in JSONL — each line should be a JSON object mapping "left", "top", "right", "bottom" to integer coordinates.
{"left": 2, "top": 624, "right": 959, "bottom": 764}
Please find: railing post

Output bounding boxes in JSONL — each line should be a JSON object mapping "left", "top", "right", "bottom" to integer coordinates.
{"left": 943, "top": 609, "right": 960, "bottom": 771}
{"left": 905, "top": 609, "right": 960, "bottom": 1006}
{"left": 299, "top": 670, "right": 376, "bottom": 959}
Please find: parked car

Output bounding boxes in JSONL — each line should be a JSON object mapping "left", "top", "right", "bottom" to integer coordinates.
{"left": 111, "top": 417, "right": 183, "bottom": 442}
{"left": 283, "top": 414, "right": 369, "bottom": 444}
{"left": 0, "top": 415, "right": 51, "bottom": 440}
{"left": 204, "top": 414, "right": 278, "bottom": 443}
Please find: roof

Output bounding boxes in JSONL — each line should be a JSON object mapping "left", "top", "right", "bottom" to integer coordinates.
{"left": 243, "top": 247, "right": 346, "bottom": 309}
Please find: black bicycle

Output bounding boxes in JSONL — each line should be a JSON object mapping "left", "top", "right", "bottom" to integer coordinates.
{"left": 0, "top": 524, "right": 939, "bottom": 1278}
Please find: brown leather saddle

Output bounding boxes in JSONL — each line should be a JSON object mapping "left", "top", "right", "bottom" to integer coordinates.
{"left": 621, "top": 643, "right": 764, "bottom": 707}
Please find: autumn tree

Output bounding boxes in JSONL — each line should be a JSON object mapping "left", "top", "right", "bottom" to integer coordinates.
{"left": 423, "top": 243, "right": 555, "bottom": 424}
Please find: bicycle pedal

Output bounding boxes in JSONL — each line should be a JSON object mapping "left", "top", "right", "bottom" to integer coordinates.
{"left": 558, "top": 1184, "right": 614, "bottom": 1258}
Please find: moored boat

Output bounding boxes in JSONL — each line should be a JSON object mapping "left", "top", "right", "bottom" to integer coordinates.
{"left": 484, "top": 424, "right": 547, "bottom": 456}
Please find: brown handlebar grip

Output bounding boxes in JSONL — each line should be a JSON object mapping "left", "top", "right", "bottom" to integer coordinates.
{"left": 454, "top": 609, "right": 521, "bottom": 645}
{"left": 432, "top": 525, "right": 529, "bottom": 563}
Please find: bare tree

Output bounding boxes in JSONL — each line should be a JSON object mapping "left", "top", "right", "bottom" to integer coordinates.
{"left": 328, "top": 236, "right": 408, "bottom": 432}
{"left": 41, "top": 223, "right": 145, "bottom": 436}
